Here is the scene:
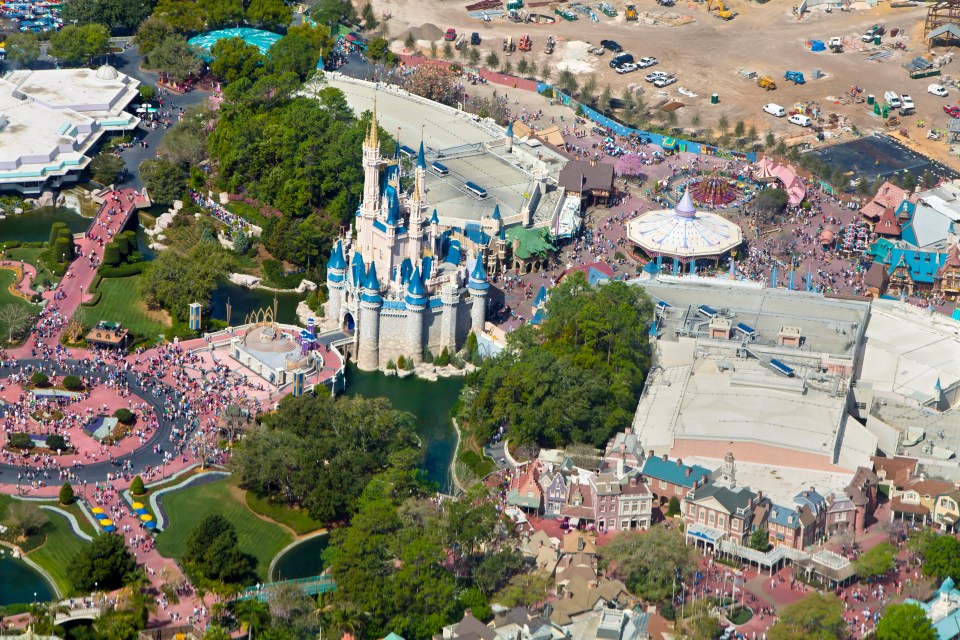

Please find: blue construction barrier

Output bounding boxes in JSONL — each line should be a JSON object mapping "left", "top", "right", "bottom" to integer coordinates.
{"left": 536, "top": 83, "right": 757, "bottom": 163}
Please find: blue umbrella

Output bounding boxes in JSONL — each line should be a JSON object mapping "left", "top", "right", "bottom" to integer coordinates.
{"left": 135, "top": 508, "right": 148, "bottom": 515}
{"left": 103, "top": 525, "right": 116, "bottom": 532}
{"left": 144, "top": 520, "right": 157, "bottom": 529}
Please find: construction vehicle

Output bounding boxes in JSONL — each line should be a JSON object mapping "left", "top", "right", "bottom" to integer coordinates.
{"left": 828, "top": 37, "right": 843, "bottom": 53}
{"left": 625, "top": 4, "right": 638, "bottom": 20}
{"left": 706, "top": 0, "right": 735, "bottom": 20}
{"left": 518, "top": 34, "right": 532, "bottom": 52}
{"left": 599, "top": 2, "right": 617, "bottom": 16}
{"left": 588, "top": 44, "right": 606, "bottom": 55}
{"left": 545, "top": 35, "right": 556, "bottom": 54}
{"left": 757, "top": 76, "right": 777, "bottom": 91}
{"left": 503, "top": 36, "right": 515, "bottom": 54}
{"left": 455, "top": 34, "right": 466, "bottom": 50}
{"left": 784, "top": 70, "right": 805, "bottom": 85}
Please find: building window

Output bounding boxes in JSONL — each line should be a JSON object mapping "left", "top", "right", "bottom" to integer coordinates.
{"left": 709, "top": 512, "right": 715, "bottom": 525}
{"left": 732, "top": 519, "right": 739, "bottom": 530}
{"left": 660, "top": 480, "right": 667, "bottom": 490}
{"left": 718, "top": 515, "right": 725, "bottom": 529}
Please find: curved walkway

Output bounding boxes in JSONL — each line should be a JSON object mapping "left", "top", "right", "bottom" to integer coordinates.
{"left": 0, "top": 358, "right": 190, "bottom": 486}
{"left": 39, "top": 505, "right": 94, "bottom": 542}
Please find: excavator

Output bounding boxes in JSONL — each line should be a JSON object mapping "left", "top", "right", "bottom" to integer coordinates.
{"left": 707, "top": 0, "right": 735, "bottom": 20}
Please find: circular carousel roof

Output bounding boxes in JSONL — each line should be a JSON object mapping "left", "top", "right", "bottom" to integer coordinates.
{"left": 626, "top": 189, "right": 743, "bottom": 260}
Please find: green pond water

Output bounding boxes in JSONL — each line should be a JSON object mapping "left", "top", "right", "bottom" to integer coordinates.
{"left": 209, "top": 280, "right": 305, "bottom": 325}
{"left": 0, "top": 207, "right": 88, "bottom": 243}
{"left": 0, "top": 554, "right": 55, "bottom": 606}
{"left": 272, "top": 367, "right": 464, "bottom": 580}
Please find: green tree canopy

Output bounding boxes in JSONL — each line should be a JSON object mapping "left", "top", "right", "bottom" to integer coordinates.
{"left": 460, "top": 272, "right": 652, "bottom": 448}
{"left": 853, "top": 542, "right": 896, "bottom": 580}
{"left": 61, "top": 0, "right": 155, "bottom": 32}
{"left": 246, "top": 0, "right": 292, "bottom": 30}
{"left": 134, "top": 15, "right": 175, "bottom": 56}
{"left": 234, "top": 393, "right": 421, "bottom": 523}
{"left": 144, "top": 35, "right": 204, "bottom": 83}
{"left": 48, "top": 23, "right": 110, "bottom": 65}
{"left": 199, "top": 0, "right": 245, "bottom": 29}
{"left": 210, "top": 37, "right": 266, "bottom": 84}
{"left": 152, "top": 0, "right": 206, "bottom": 33}
{"left": 599, "top": 525, "right": 696, "bottom": 603}
{"left": 139, "top": 241, "right": 234, "bottom": 322}
{"left": 139, "top": 157, "right": 187, "bottom": 204}
{"left": 876, "top": 603, "right": 936, "bottom": 640}
{"left": 183, "top": 514, "right": 256, "bottom": 584}
{"left": 5, "top": 32, "right": 40, "bottom": 67}
{"left": 769, "top": 593, "right": 846, "bottom": 640}
{"left": 90, "top": 153, "right": 126, "bottom": 186}
{"left": 312, "top": 0, "right": 356, "bottom": 26}
{"left": 921, "top": 535, "right": 960, "bottom": 581}
{"left": 67, "top": 533, "right": 137, "bottom": 593}
{"left": 267, "top": 31, "right": 324, "bottom": 79}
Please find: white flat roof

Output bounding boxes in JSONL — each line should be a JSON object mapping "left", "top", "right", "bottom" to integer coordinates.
{"left": 0, "top": 68, "right": 140, "bottom": 185}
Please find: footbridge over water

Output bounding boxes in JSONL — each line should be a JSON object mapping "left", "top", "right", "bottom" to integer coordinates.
{"left": 236, "top": 574, "right": 336, "bottom": 602}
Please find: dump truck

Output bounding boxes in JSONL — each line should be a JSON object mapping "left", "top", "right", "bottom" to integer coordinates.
{"left": 828, "top": 37, "right": 843, "bottom": 53}
{"left": 625, "top": 3, "right": 638, "bottom": 20}
{"left": 784, "top": 70, "right": 805, "bottom": 85}
{"left": 757, "top": 76, "right": 777, "bottom": 91}
{"left": 518, "top": 34, "right": 532, "bottom": 52}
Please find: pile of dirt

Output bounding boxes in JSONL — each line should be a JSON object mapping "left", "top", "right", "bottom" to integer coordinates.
{"left": 398, "top": 23, "right": 445, "bottom": 42}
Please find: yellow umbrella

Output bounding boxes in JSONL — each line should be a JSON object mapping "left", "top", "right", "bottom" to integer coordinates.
{"left": 91, "top": 507, "right": 105, "bottom": 514}
{"left": 100, "top": 519, "right": 113, "bottom": 527}
{"left": 140, "top": 514, "right": 153, "bottom": 522}
{"left": 131, "top": 502, "right": 144, "bottom": 509}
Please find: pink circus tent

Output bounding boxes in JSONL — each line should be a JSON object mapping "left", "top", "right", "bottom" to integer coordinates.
{"left": 755, "top": 158, "right": 806, "bottom": 205}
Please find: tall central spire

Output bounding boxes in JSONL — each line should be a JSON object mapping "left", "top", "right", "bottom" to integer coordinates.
{"left": 367, "top": 93, "right": 379, "bottom": 148}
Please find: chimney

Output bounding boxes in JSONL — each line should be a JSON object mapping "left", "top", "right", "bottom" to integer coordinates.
{"left": 630, "top": 476, "right": 637, "bottom": 487}
{"left": 662, "top": 453, "right": 668, "bottom": 461}
{"left": 686, "top": 467, "right": 692, "bottom": 477}
{"left": 677, "top": 459, "right": 683, "bottom": 467}
{"left": 757, "top": 490, "right": 764, "bottom": 502}
{"left": 803, "top": 491, "right": 809, "bottom": 498}
{"left": 650, "top": 450, "right": 655, "bottom": 459}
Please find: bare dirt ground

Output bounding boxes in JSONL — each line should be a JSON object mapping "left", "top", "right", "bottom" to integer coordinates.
{"left": 369, "top": 0, "right": 960, "bottom": 169}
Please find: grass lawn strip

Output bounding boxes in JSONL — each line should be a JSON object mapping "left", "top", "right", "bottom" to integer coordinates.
{"left": 154, "top": 477, "right": 292, "bottom": 581}
{"left": 84, "top": 276, "right": 170, "bottom": 339}
{"left": 3, "top": 247, "right": 61, "bottom": 288}
{"left": 27, "top": 510, "right": 90, "bottom": 595}
{"left": 244, "top": 491, "right": 324, "bottom": 536}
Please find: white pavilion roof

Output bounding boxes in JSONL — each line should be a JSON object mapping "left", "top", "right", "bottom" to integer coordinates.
{"left": 626, "top": 189, "right": 743, "bottom": 259}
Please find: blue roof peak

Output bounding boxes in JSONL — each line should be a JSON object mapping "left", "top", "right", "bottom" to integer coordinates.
{"left": 327, "top": 240, "right": 346, "bottom": 270}
{"left": 491, "top": 203, "right": 502, "bottom": 221}
{"left": 469, "top": 258, "right": 489, "bottom": 291}
{"left": 384, "top": 184, "right": 401, "bottom": 225}
{"left": 364, "top": 261, "right": 381, "bottom": 290}
{"left": 506, "top": 120, "right": 514, "bottom": 137}
{"left": 431, "top": 209, "right": 439, "bottom": 224}
{"left": 417, "top": 141, "right": 426, "bottom": 169}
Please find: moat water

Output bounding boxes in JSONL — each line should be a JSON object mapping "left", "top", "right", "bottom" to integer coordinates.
{"left": 0, "top": 207, "right": 88, "bottom": 243}
{"left": 0, "top": 553, "right": 55, "bottom": 606}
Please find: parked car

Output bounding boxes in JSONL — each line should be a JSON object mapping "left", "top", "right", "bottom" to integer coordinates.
{"left": 945, "top": 104, "right": 960, "bottom": 118}
{"left": 788, "top": 113, "right": 812, "bottom": 127}
{"left": 608, "top": 53, "right": 634, "bottom": 68}
{"left": 763, "top": 103, "right": 787, "bottom": 117}
{"left": 616, "top": 62, "right": 638, "bottom": 74}
{"left": 637, "top": 56, "right": 658, "bottom": 68}
{"left": 901, "top": 94, "right": 915, "bottom": 110}
{"left": 600, "top": 39, "right": 622, "bottom": 52}
{"left": 929, "top": 84, "right": 949, "bottom": 97}
{"left": 470, "top": 32, "right": 481, "bottom": 45}
{"left": 645, "top": 71, "right": 667, "bottom": 82}
{"left": 444, "top": 28, "right": 457, "bottom": 41}
{"left": 862, "top": 24, "right": 884, "bottom": 42}
{"left": 883, "top": 91, "right": 901, "bottom": 109}
{"left": 654, "top": 75, "right": 677, "bottom": 88}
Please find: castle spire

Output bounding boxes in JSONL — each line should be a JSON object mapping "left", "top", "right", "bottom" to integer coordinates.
{"left": 366, "top": 94, "right": 379, "bottom": 148}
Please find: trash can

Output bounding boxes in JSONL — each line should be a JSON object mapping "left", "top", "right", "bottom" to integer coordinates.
{"left": 874, "top": 35, "right": 881, "bottom": 45}
{"left": 867, "top": 94, "right": 875, "bottom": 105}
{"left": 711, "top": 93, "right": 719, "bottom": 104}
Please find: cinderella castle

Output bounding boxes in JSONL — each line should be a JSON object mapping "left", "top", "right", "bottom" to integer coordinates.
{"left": 324, "top": 107, "right": 500, "bottom": 371}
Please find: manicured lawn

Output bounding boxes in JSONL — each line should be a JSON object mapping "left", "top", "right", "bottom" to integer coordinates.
{"left": 155, "top": 477, "right": 292, "bottom": 581}
{"left": 27, "top": 510, "right": 91, "bottom": 596}
{"left": 84, "top": 276, "right": 170, "bottom": 339}
{"left": 3, "top": 247, "right": 61, "bottom": 288}
{"left": 245, "top": 492, "right": 324, "bottom": 536}
{"left": 0, "top": 269, "right": 38, "bottom": 344}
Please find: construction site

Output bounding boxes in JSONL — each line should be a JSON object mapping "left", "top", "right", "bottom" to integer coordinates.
{"left": 376, "top": 0, "right": 960, "bottom": 168}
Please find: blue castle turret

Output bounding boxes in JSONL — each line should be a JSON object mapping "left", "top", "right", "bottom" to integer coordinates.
{"left": 417, "top": 141, "right": 426, "bottom": 169}
{"left": 468, "top": 257, "right": 488, "bottom": 335}
{"left": 326, "top": 240, "right": 348, "bottom": 322}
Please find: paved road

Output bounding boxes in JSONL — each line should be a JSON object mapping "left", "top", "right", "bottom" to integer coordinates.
{"left": 0, "top": 359, "right": 190, "bottom": 486}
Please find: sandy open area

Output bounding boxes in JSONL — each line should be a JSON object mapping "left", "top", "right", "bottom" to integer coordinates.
{"left": 369, "top": 0, "right": 960, "bottom": 168}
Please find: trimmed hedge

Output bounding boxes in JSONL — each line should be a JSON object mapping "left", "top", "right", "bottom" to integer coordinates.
{"left": 113, "top": 408, "right": 135, "bottom": 425}
{"left": 62, "top": 375, "right": 83, "bottom": 391}
{"left": 98, "top": 262, "right": 147, "bottom": 278}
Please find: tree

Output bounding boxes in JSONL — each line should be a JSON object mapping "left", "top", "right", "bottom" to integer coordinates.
{"left": 139, "top": 158, "right": 187, "bottom": 204}
{"left": 68, "top": 533, "right": 138, "bottom": 593}
{"left": 46, "top": 435, "right": 67, "bottom": 451}
{"left": 145, "top": 35, "right": 203, "bottom": 83}
{"left": 59, "top": 482, "right": 75, "bottom": 505}
{"left": 600, "top": 526, "right": 696, "bottom": 603}
{"left": 402, "top": 64, "right": 456, "bottom": 104}
{"left": 48, "top": 23, "right": 110, "bottom": 65}
{"left": 139, "top": 242, "right": 233, "bottom": 322}
{"left": 184, "top": 514, "right": 256, "bottom": 584}
{"left": 474, "top": 549, "right": 524, "bottom": 595}
{"left": 90, "top": 152, "right": 126, "bottom": 185}
{"left": 443, "top": 42, "right": 453, "bottom": 59}
{"left": 210, "top": 37, "right": 266, "bottom": 84}
{"left": 876, "top": 602, "right": 936, "bottom": 640}
{"left": 769, "top": 593, "right": 846, "bottom": 640}
{"left": 749, "top": 527, "right": 770, "bottom": 552}
{"left": 667, "top": 496, "right": 681, "bottom": 517}
{"left": 7, "top": 501, "right": 49, "bottom": 538}
{"left": 113, "top": 408, "right": 136, "bottom": 425}
{"left": 152, "top": 0, "right": 206, "bottom": 32}
{"left": 467, "top": 48, "right": 480, "bottom": 65}
{"left": 492, "top": 572, "right": 551, "bottom": 608}
{"left": 765, "top": 131, "right": 776, "bottom": 148}
{"left": 61, "top": 0, "right": 155, "bottom": 31}
{"left": 556, "top": 69, "right": 577, "bottom": 95}
{"left": 853, "top": 542, "right": 895, "bottom": 580}
{"left": 134, "top": 16, "right": 174, "bottom": 56}
{"left": 361, "top": 2, "right": 378, "bottom": 29}
{"left": 130, "top": 476, "right": 146, "bottom": 496}
{"left": 233, "top": 229, "right": 252, "bottom": 255}
{"left": 718, "top": 114, "right": 730, "bottom": 133}
{"left": 0, "top": 303, "right": 32, "bottom": 342}
{"left": 734, "top": 120, "right": 746, "bottom": 139}
{"left": 921, "top": 535, "right": 960, "bottom": 581}
{"left": 198, "top": 0, "right": 244, "bottom": 29}
{"left": 485, "top": 52, "right": 499, "bottom": 68}
{"left": 312, "top": 0, "right": 356, "bottom": 27}
{"left": 753, "top": 188, "right": 789, "bottom": 215}
{"left": 62, "top": 375, "right": 84, "bottom": 391}
{"left": 5, "top": 32, "right": 40, "bottom": 67}
{"left": 158, "top": 105, "right": 212, "bottom": 166}
{"left": 367, "top": 36, "right": 390, "bottom": 63}
{"left": 267, "top": 31, "right": 324, "bottom": 79}
{"left": 246, "top": 0, "right": 292, "bottom": 30}
{"left": 404, "top": 31, "right": 416, "bottom": 51}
